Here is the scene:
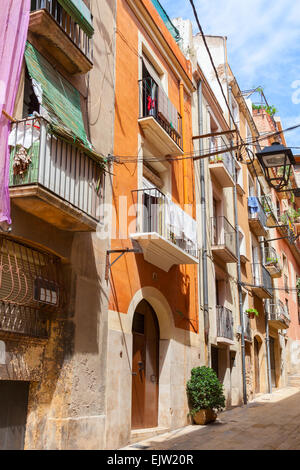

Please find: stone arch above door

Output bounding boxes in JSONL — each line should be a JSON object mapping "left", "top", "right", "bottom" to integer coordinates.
{"left": 127, "top": 287, "right": 175, "bottom": 340}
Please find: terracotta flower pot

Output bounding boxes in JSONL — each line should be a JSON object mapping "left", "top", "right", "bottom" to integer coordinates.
{"left": 248, "top": 312, "right": 255, "bottom": 320}
{"left": 193, "top": 409, "right": 217, "bottom": 425}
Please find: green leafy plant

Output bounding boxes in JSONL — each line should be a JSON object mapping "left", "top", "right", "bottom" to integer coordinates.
{"left": 252, "top": 103, "right": 277, "bottom": 116}
{"left": 280, "top": 208, "right": 300, "bottom": 224}
{"left": 186, "top": 366, "right": 225, "bottom": 416}
{"left": 266, "top": 257, "right": 278, "bottom": 265}
{"left": 246, "top": 308, "right": 259, "bottom": 317}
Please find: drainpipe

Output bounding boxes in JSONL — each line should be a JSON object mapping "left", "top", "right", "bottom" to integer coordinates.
{"left": 265, "top": 302, "right": 273, "bottom": 394}
{"left": 197, "top": 79, "right": 210, "bottom": 366}
{"left": 228, "top": 86, "right": 247, "bottom": 404}
{"left": 180, "top": 81, "right": 188, "bottom": 206}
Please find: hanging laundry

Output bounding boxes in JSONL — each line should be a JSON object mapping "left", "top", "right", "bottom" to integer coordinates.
{"left": 248, "top": 196, "right": 260, "bottom": 214}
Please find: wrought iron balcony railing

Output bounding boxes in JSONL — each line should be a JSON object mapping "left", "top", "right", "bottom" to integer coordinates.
{"left": 132, "top": 187, "right": 198, "bottom": 259}
{"left": 248, "top": 197, "right": 268, "bottom": 228}
{"left": 216, "top": 306, "right": 234, "bottom": 341}
{"left": 211, "top": 216, "right": 237, "bottom": 258}
{"left": 259, "top": 195, "right": 278, "bottom": 224}
{"left": 264, "top": 246, "right": 282, "bottom": 277}
{"left": 266, "top": 299, "right": 290, "bottom": 328}
{"left": 31, "top": 0, "right": 93, "bottom": 62}
{"left": 209, "top": 148, "right": 234, "bottom": 180}
{"left": 252, "top": 263, "right": 273, "bottom": 297}
{"left": 139, "top": 77, "right": 183, "bottom": 150}
{"left": 9, "top": 117, "right": 103, "bottom": 223}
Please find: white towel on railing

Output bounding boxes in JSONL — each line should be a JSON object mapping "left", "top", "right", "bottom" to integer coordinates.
{"left": 166, "top": 200, "right": 197, "bottom": 248}
{"left": 157, "top": 87, "right": 179, "bottom": 134}
{"left": 8, "top": 120, "right": 41, "bottom": 149}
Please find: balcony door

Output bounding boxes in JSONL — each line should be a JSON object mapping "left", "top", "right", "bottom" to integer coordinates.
{"left": 131, "top": 300, "right": 159, "bottom": 430}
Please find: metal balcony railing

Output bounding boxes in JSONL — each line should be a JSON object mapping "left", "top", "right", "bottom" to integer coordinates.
{"left": 211, "top": 216, "right": 237, "bottom": 257}
{"left": 264, "top": 246, "right": 282, "bottom": 271}
{"left": 266, "top": 299, "right": 290, "bottom": 327}
{"left": 9, "top": 117, "right": 103, "bottom": 222}
{"left": 209, "top": 144, "right": 234, "bottom": 179}
{"left": 31, "top": 0, "right": 93, "bottom": 62}
{"left": 248, "top": 197, "right": 267, "bottom": 228}
{"left": 216, "top": 306, "right": 234, "bottom": 341}
{"left": 139, "top": 77, "right": 183, "bottom": 150}
{"left": 259, "top": 195, "right": 277, "bottom": 223}
{"left": 132, "top": 187, "right": 198, "bottom": 258}
{"left": 252, "top": 263, "right": 273, "bottom": 296}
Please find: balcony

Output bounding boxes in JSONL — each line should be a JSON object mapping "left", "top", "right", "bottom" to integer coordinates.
{"left": 266, "top": 299, "right": 291, "bottom": 329}
{"left": 130, "top": 188, "right": 198, "bottom": 272}
{"left": 259, "top": 195, "right": 278, "bottom": 227}
{"left": 252, "top": 263, "right": 273, "bottom": 299}
{"left": 210, "top": 216, "right": 237, "bottom": 263}
{"left": 248, "top": 197, "right": 268, "bottom": 236}
{"left": 209, "top": 152, "right": 235, "bottom": 188}
{"left": 9, "top": 117, "right": 103, "bottom": 231}
{"left": 216, "top": 306, "right": 234, "bottom": 345}
{"left": 29, "top": 0, "right": 93, "bottom": 74}
{"left": 0, "top": 237, "right": 62, "bottom": 339}
{"left": 138, "top": 78, "right": 183, "bottom": 156}
{"left": 264, "top": 246, "right": 282, "bottom": 278}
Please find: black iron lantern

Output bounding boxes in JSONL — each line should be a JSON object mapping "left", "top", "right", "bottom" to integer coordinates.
{"left": 256, "top": 142, "right": 295, "bottom": 190}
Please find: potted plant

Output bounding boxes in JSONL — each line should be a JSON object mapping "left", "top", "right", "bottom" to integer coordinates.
{"left": 186, "top": 366, "right": 225, "bottom": 425}
{"left": 266, "top": 256, "right": 278, "bottom": 266}
{"left": 246, "top": 308, "right": 259, "bottom": 319}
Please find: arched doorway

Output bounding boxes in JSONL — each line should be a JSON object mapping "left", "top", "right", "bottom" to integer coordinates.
{"left": 131, "top": 300, "right": 160, "bottom": 430}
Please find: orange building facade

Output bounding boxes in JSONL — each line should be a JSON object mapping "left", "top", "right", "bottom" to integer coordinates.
{"left": 105, "top": 0, "right": 200, "bottom": 448}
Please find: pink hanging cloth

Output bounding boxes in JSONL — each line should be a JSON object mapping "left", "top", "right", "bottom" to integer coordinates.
{"left": 0, "top": 0, "right": 30, "bottom": 228}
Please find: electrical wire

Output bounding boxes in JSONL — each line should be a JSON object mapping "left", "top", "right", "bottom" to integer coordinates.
{"left": 109, "top": 122, "right": 300, "bottom": 164}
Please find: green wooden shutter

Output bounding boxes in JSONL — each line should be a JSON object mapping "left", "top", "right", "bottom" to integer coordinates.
{"left": 25, "top": 42, "right": 92, "bottom": 151}
{"left": 57, "top": 0, "right": 94, "bottom": 37}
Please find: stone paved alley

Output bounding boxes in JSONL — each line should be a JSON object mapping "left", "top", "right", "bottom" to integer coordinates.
{"left": 122, "top": 387, "right": 300, "bottom": 451}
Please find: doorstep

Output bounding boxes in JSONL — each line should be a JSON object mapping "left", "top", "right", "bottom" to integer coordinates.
{"left": 130, "top": 427, "right": 170, "bottom": 445}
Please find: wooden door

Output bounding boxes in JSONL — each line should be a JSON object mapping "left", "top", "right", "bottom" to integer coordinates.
{"left": 254, "top": 338, "right": 260, "bottom": 394}
{"left": 131, "top": 300, "right": 159, "bottom": 430}
{"left": 0, "top": 381, "right": 29, "bottom": 450}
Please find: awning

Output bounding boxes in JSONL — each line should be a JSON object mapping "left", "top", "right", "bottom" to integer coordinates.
{"left": 58, "top": 0, "right": 94, "bottom": 37}
{"left": 25, "top": 42, "right": 92, "bottom": 153}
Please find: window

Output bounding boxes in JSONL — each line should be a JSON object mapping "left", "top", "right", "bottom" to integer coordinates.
{"left": 282, "top": 253, "right": 289, "bottom": 293}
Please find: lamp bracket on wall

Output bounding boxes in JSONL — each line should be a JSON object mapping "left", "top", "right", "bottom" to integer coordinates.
{"left": 105, "top": 246, "right": 142, "bottom": 281}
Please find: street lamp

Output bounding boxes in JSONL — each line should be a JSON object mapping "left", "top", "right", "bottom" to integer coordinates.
{"left": 256, "top": 142, "right": 295, "bottom": 191}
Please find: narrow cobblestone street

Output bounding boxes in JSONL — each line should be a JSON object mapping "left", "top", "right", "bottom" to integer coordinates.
{"left": 123, "top": 387, "right": 300, "bottom": 450}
